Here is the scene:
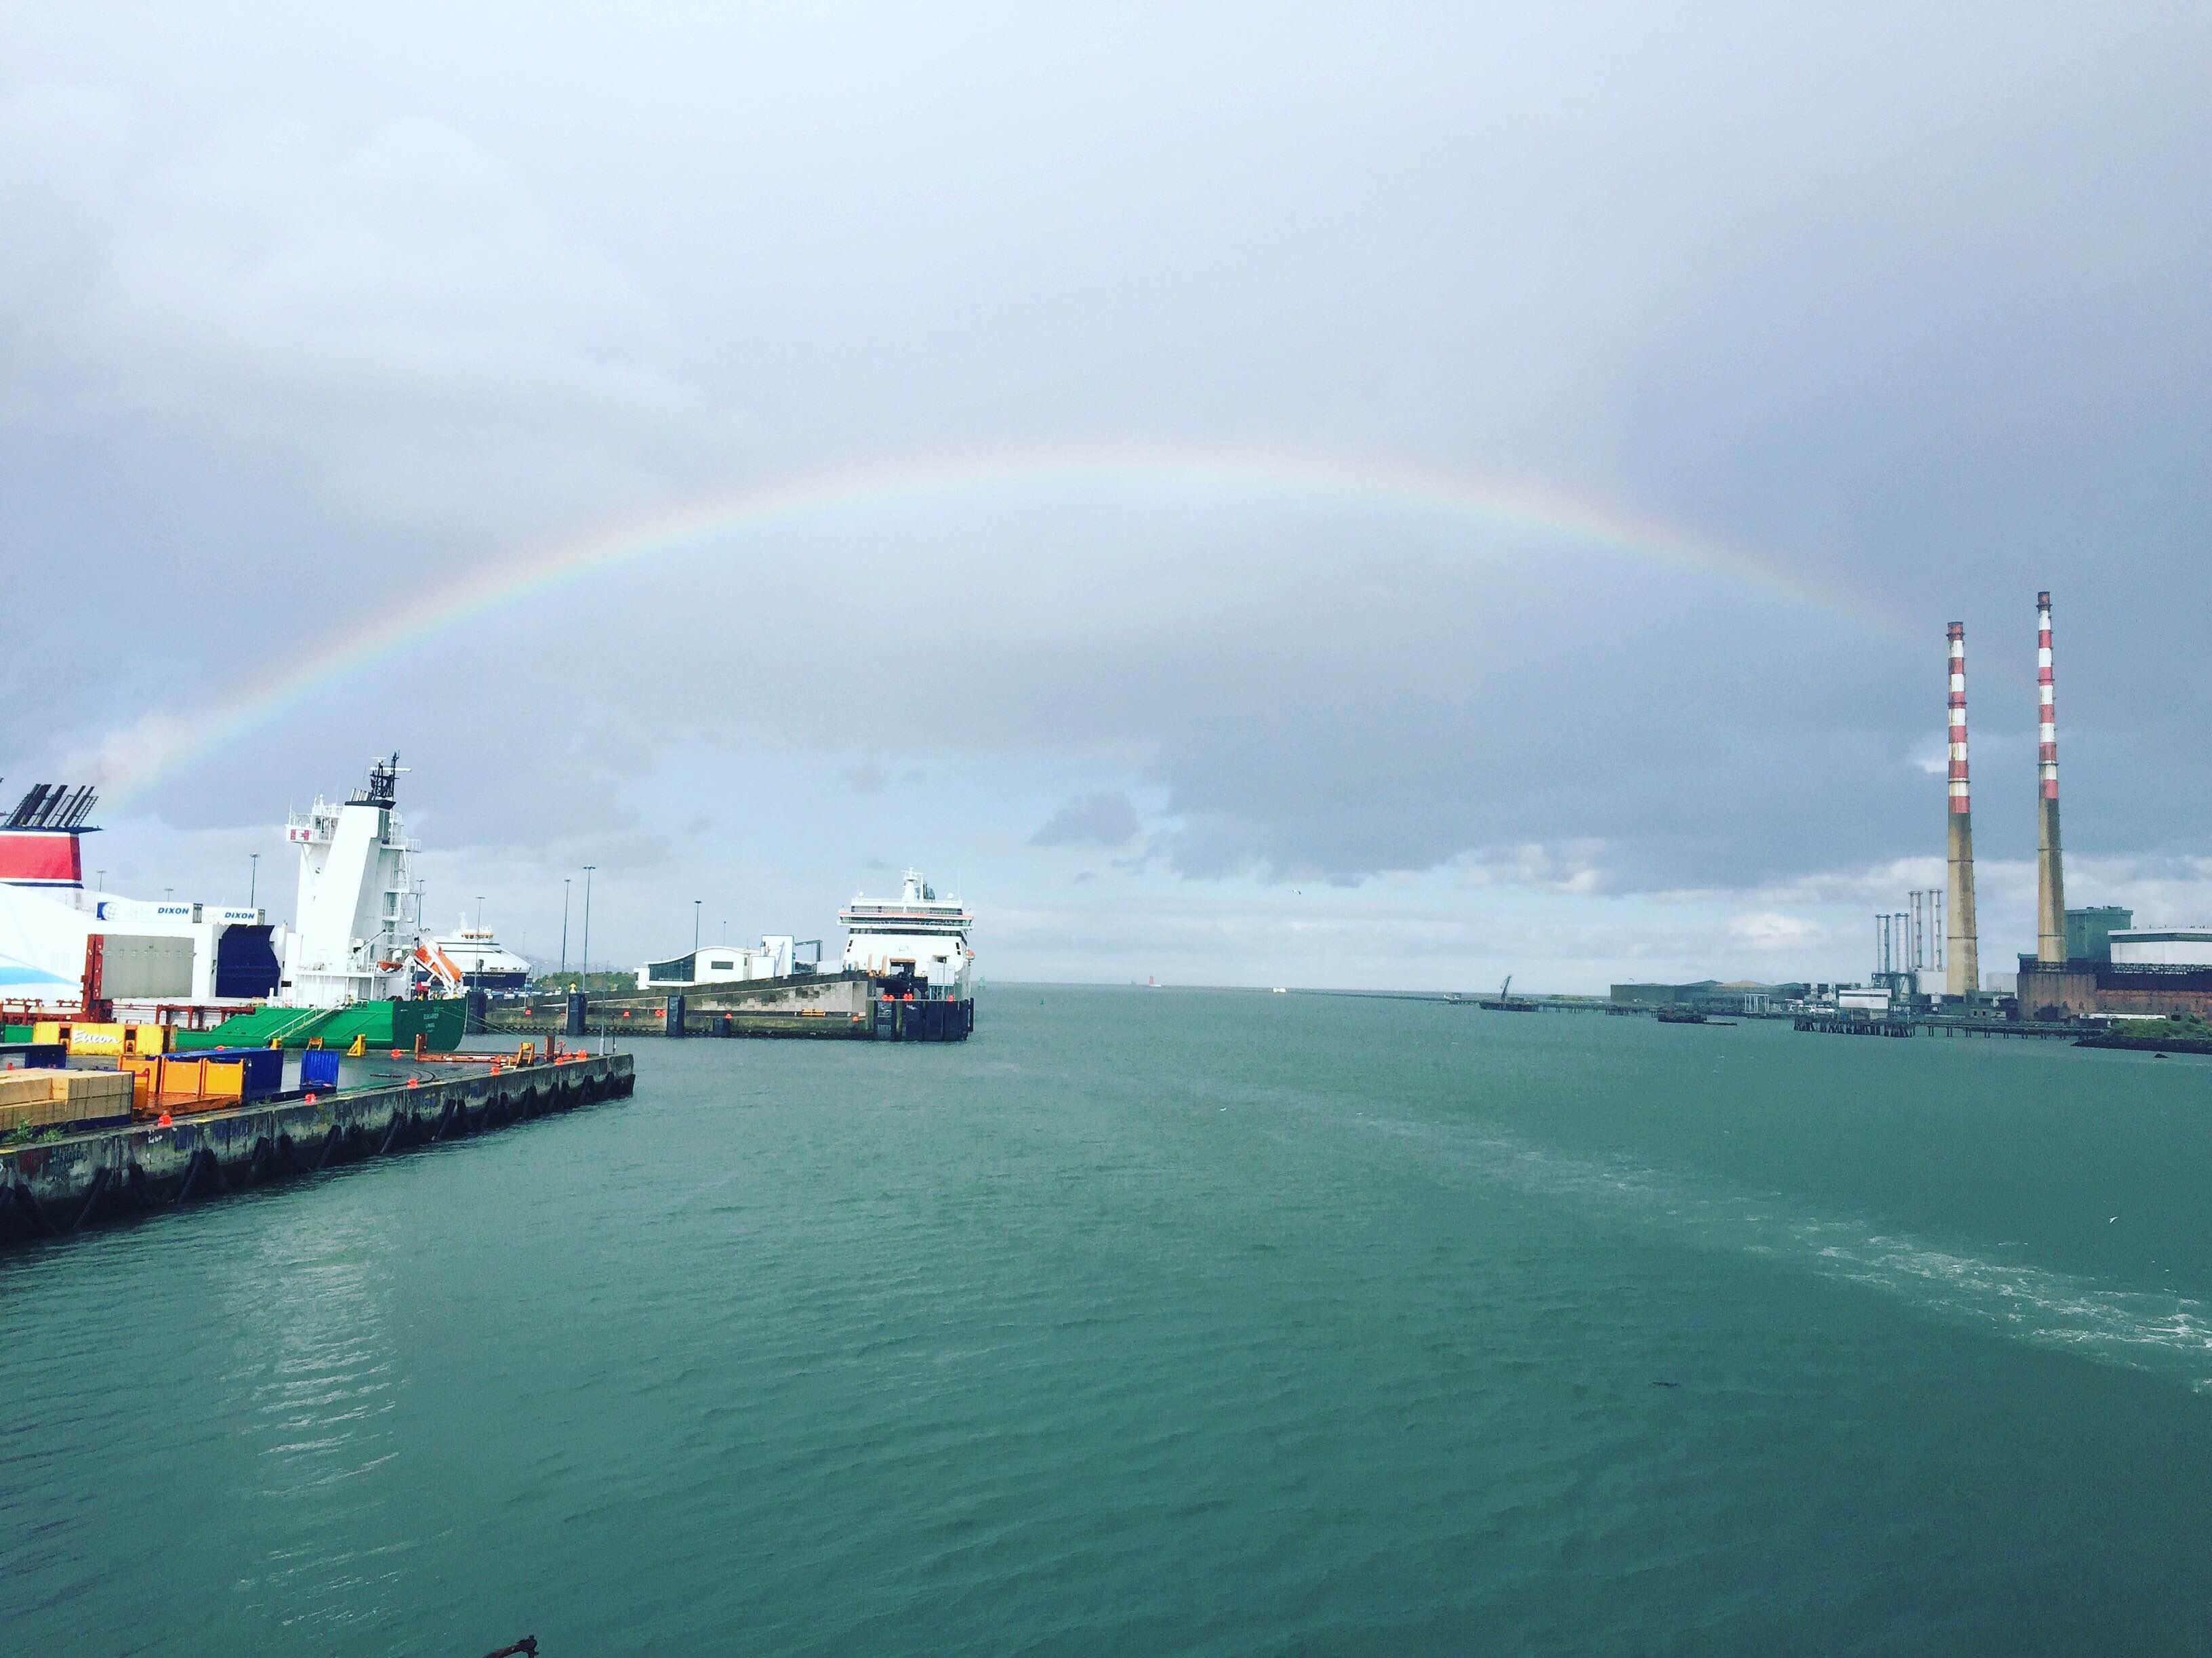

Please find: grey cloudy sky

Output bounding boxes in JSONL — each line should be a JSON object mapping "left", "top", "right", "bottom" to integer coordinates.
{"left": 3, "top": 2, "right": 2205, "bottom": 989}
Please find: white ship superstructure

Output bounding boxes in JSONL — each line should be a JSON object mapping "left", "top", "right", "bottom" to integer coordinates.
{"left": 0, "top": 782, "right": 281, "bottom": 1006}
{"left": 429, "top": 919, "right": 532, "bottom": 992}
{"left": 840, "top": 869, "right": 975, "bottom": 999}
{"left": 280, "top": 755, "right": 422, "bottom": 1007}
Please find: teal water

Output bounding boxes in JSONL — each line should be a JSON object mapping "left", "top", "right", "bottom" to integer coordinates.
{"left": 6, "top": 987, "right": 2212, "bottom": 1654}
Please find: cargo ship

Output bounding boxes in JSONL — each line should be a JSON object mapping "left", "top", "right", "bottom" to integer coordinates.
{"left": 0, "top": 757, "right": 466, "bottom": 1052}
{"left": 280, "top": 753, "right": 422, "bottom": 1007}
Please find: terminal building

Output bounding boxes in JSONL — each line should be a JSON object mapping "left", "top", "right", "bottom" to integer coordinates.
{"left": 637, "top": 935, "right": 816, "bottom": 991}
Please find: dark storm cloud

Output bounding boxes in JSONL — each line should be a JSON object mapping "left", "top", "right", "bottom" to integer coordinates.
{"left": 1031, "top": 792, "right": 1141, "bottom": 849}
{"left": 3, "top": 1, "right": 2206, "bottom": 952}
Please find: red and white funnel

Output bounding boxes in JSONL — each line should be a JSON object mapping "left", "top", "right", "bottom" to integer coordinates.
{"left": 2036, "top": 591, "right": 2066, "bottom": 962}
{"left": 1944, "top": 623, "right": 1979, "bottom": 996}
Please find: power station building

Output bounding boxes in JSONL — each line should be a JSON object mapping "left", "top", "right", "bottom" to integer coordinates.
{"left": 2013, "top": 953, "right": 2212, "bottom": 1021}
{"left": 2110, "top": 927, "right": 2212, "bottom": 967}
{"left": 2013, "top": 904, "right": 2212, "bottom": 1020}
{"left": 2065, "top": 906, "right": 2135, "bottom": 963}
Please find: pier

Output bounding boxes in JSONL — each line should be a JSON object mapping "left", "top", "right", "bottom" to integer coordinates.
{"left": 1794, "top": 1013, "right": 1916, "bottom": 1038}
{"left": 483, "top": 970, "right": 974, "bottom": 1041}
{"left": 1793, "top": 1013, "right": 2088, "bottom": 1041}
{"left": 0, "top": 1051, "right": 634, "bottom": 1247}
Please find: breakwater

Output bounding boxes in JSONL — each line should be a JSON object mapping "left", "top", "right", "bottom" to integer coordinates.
{"left": 0, "top": 1051, "right": 634, "bottom": 1246}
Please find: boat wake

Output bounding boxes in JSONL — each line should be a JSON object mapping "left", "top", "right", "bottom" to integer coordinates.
{"left": 1343, "top": 1110, "right": 2212, "bottom": 1391}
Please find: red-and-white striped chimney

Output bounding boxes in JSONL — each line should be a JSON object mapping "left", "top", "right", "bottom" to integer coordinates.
{"left": 2036, "top": 590, "right": 2067, "bottom": 962}
{"left": 1944, "top": 622, "right": 1979, "bottom": 996}
{"left": 1948, "top": 624, "right": 1970, "bottom": 815}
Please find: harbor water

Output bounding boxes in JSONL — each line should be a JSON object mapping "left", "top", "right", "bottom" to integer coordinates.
{"left": 7, "top": 986, "right": 2212, "bottom": 1653}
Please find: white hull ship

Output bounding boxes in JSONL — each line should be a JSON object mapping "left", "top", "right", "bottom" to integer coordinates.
{"left": 425, "top": 922, "right": 532, "bottom": 994}
{"left": 840, "top": 869, "right": 975, "bottom": 1002}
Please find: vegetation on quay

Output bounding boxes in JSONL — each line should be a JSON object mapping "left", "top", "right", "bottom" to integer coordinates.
{"left": 527, "top": 971, "right": 636, "bottom": 997}
{"left": 2112, "top": 1013, "right": 2212, "bottom": 1044}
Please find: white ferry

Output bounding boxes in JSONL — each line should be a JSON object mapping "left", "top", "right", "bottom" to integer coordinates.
{"left": 840, "top": 870, "right": 975, "bottom": 1000}
{"left": 426, "top": 919, "right": 532, "bottom": 993}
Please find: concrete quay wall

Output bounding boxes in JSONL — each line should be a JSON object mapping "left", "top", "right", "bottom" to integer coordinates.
{"left": 485, "top": 972, "right": 878, "bottom": 1038}
{"left": 0, "top": 1053, "right": 635, "bottom": 1247}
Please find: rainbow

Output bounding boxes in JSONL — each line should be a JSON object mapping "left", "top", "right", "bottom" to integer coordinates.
{"left": 96, "top": 441, "right": 1900, "bottom": 805}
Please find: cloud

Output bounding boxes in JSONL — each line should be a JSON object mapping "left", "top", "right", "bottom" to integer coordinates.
{"left": 1031, "top": 790, "right": 1141, "bottom": 848}
{"left": 4, "top": 2, "right": 2207, "bottom": 980}
{"left": 1727, "top": 911, "right": 1822, "bottom": 952}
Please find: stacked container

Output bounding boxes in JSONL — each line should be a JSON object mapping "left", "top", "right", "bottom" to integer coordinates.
{"left": 0, "top": 1069, "right": 135, "bottom": 1133}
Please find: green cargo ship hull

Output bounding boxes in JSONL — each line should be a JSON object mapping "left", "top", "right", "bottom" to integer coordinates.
{"left": 173, "top": 1000, "right": 468, "bottom": 1053}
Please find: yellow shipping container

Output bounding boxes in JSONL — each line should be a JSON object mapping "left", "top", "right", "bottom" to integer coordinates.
{"left": 67, "top": 1023, "right": 128, "bottom": 1057}
{"left": 125, "top": 1024, "right": 171, "bottom": 1056}
{"left": 121, "top": 1054, "right": 162, "bottom": 1111}
{"left": 32, "top": 1022, "right": 64, "bottom": 1047}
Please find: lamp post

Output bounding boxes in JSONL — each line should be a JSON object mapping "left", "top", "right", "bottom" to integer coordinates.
{"left": 693, "top": 899, "right": 701, "bottom": 953}
{"left": 580, "top": 866, "right": 596, "bottom": 983}
{"left": 476, "top": 895, "right": 485, "bottom": 931}
{"left": 248, "top": 852, "right": 259, "bottom": 909}
{"left": 560, "top": 878, "right": 571, "bottom": 975}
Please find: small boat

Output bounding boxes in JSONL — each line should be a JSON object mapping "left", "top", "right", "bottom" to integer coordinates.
{"left": 1654, "top": 1007, "right": 1708, "bottom": 1025}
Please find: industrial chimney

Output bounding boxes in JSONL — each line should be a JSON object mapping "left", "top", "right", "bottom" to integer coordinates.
{"left": 1945, "top": 622, "right": 1980, "bottom": 997}
{"left": 2036, "top": 590, "right": 2066, "bottom": 963}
